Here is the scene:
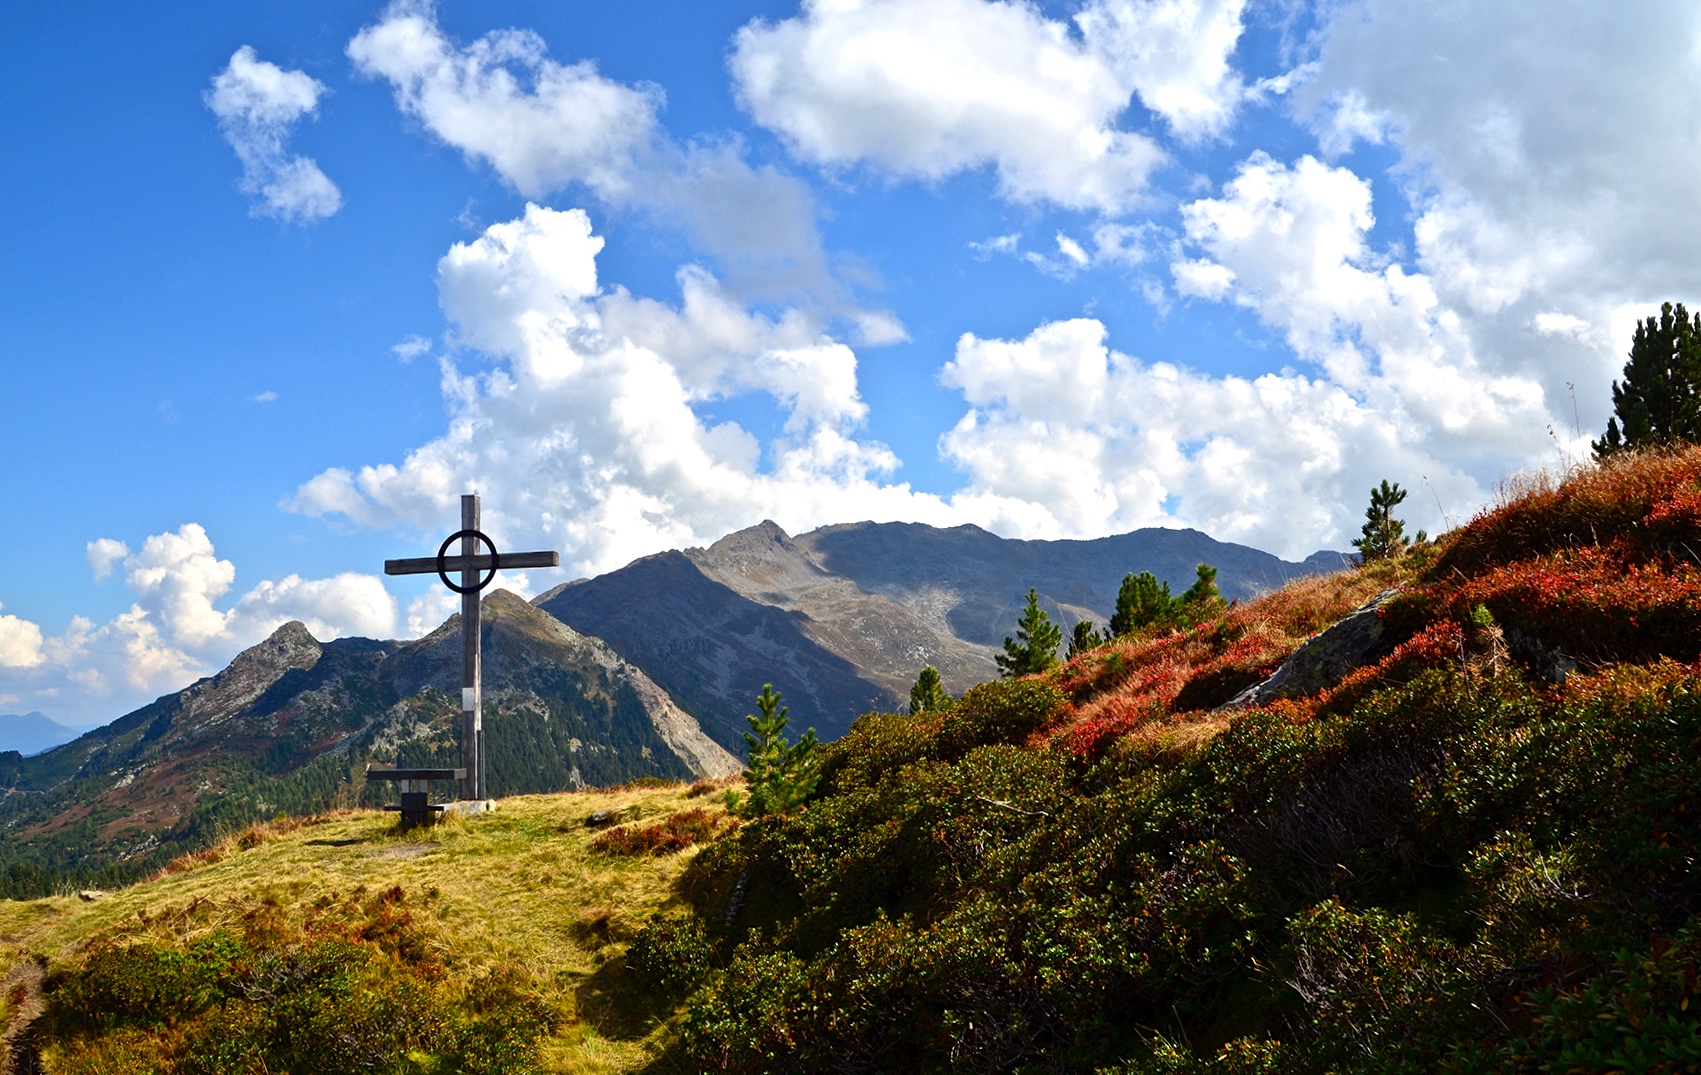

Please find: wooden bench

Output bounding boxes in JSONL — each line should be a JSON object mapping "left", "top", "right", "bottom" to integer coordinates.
{"left": 367, "top": 766, "right": 467, "bottom": 828}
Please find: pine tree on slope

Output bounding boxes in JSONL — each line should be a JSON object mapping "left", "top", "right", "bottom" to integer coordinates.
{"left": 1594, "top": 301, "right": 1701, "bottom": 456}
{"left": 908, "top": 666, "right": 952, "bottom": 714}
{"left": 1354, "top": 480, "right": 1410, "bottom": 562}
{"left": 997, "top": 589, "right": 1062, "bottom": 678}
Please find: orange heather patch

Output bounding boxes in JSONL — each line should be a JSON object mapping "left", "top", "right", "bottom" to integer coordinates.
{"left": 1556, "top": 657, "right": 1701, "bottom": 709}
{"left": 1425, "top": 547, "right": 1701, "bottom": 665}
{"left": 1059, "top": 694, "right": 1167, "bottom": 758}
{"left": 1438, "top": 446, "right": 1701, "bottom": 574}
{"left": 1644, "top": 485, "right": 1701, "bottom": 543}
{"left": 1044, "top": 560, "right": 1412, "bottom": 758}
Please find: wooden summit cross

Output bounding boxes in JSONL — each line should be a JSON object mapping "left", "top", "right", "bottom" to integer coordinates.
{"left": 384, "top": 494, "right": 559, "bottom": 802}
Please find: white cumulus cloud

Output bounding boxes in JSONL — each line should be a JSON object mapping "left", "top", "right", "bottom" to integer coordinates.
{"left": 1172, "top": 152, "right": 1554, "bottom": 457}
{"left": 929, "top": 147, "right": 1590, "bottom": 559}
{"left": 1077, "top": 0, "right": 1248, "bottom": 140}
{"left": 1297, "top": 0, "right": 1701, "bottom": 433}
{"left": 0, "top": 604, "right": 44, "bottom": 670}
{"left": 85, "top": 538, "right": 129, "bottom": 583}
{"left": 348, "top": 2, "right": 836, "bottom": 293}
{"left": 347, "top": 2, "right": 657, "bottom": 199}
{"left": 729, "top": 0, "right": 1249, "bottom": 211}
{"left": 940, "top": 317, "right": 1477, "bottom": 557}
{"left": 206, "top": 46, "right": 342, "bottom": 222}
{"left": 289, "top": 203, "right": 970, "bottom": 578}
{"left": 0, "top": 527, "right": 397, "bottom": 726}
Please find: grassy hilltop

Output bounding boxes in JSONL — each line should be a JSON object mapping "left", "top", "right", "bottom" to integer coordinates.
{"left": 0, "top": 782, "right": 737, "bottom": 1073}
{"left": 9, "top": 447, "right": 1701, "bottom": 1072}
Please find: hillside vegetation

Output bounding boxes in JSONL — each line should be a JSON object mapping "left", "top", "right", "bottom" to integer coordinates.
{"left": 8, "top": 448, "right": 1701, "bottom": 1073}
{"left": 662, "top": 447, "right": 1701, "bottom": 1072}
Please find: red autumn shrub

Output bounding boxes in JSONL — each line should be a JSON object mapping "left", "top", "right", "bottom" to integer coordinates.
{"left": 591, "top": 808, "right": 721, "bottom": 856}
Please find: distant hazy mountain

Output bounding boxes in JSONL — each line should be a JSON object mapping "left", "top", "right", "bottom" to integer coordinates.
{"left": 0, "top": 711, "right": 88, "bottom": 757}
{"left": 0, "top": 590, "right": 736, "bottom": 889}
{"left": 537, "top": 520, "right": 1351, "bottom": 748}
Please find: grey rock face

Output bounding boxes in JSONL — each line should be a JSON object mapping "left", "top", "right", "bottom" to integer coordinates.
{"left": 1505, "top": 628, "right": 1577, "bottom": 685}
{"left": 1220, "top": 589, "right": 1401, "bottom": 709}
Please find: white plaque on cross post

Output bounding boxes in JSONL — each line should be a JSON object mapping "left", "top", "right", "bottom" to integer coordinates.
{"left": 384, "top": 494, "right": 559, "bottom": 801}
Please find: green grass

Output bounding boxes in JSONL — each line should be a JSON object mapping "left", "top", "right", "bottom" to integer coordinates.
{"left": 0, "top": 782, "right": 736, "bottom": 1073}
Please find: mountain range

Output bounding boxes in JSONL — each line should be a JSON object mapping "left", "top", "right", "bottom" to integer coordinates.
{"left": 537, "top": 518, "right": 1350, "bottom": 745}
{"left": 0, "top": 518, "right": 1345, "bottom": 894}
{"left": 0, "top": 711, "right": 91, "bottom": 757}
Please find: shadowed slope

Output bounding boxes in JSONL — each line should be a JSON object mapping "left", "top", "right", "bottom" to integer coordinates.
{"left": 535, "top": 550, "right": 893, "bottom": 750}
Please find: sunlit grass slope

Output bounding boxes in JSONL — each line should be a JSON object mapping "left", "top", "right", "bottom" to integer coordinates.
{"left": 0, "top": 782, "right": 736, "bottom": 1073}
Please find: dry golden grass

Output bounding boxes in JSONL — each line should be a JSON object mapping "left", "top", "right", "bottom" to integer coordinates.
{"left": 0, "top": 781, "right": 739, "bottom": 1074}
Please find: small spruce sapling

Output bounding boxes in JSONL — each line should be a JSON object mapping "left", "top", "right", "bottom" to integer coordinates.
{"left": 726, "top": 684, "right": 820, "bottom": 817}
{"left": 1353, "top": 480, "right": 1410, "bottom": 562}
{"left": 1068, "top": 619, "right": 1104, "bottom": 659}
{"left": 1179, "top": 563, "right": 1219, "bottom": 605}
{"left": 996, "top": 589, "right": 1062, "bottom": 678}
{"left": 1174, "top": 563, "right": 1227, "bottom": 625}
{"left": 908, "top": 666, "right": 952, "bottom": 714}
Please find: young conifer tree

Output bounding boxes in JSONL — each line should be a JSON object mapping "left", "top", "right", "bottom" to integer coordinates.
{"left": 1175, "top": 563, "right": 1227, "bottom": 624}
{"left": 908, "top": 666, "right": 952, "bottom": 714}
{"left": 731, "top": 684, "right": 820, "bottom": 817}
{"left": 1353, "top": 480, "right": 1410, "bottom": 561}
{"left": 1180, "top": 563, "right": 1220, "bottom": 606}
{"left": 1109, "top": 571, "right": 1172, "bottom": 636}
{"left": 1068, "top": 619, "right": 1104, "bottom": 659}
{"left": 1594, "top": 301, "right": 1701, "bottom": 456}
{"left": 996, "top": 589, "right": 1062, "bottom": 678}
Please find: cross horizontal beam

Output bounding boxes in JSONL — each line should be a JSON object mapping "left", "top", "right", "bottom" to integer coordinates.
{"left": 384, "top": 551, "right": 560, "bottom": 576}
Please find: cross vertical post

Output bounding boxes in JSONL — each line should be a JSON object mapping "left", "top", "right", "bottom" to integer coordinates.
{"left": 382, "top": 492, "right": 559, "bottom": 805}
{"left": 460, "top": 494, "right": 482, "bottom": 802}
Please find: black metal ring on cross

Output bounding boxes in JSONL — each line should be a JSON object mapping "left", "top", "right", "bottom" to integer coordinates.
{"left": 437, "top": 529, "right": 499, "bottom": 593}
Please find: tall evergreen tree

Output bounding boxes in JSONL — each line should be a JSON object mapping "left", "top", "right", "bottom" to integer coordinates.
{"left": 1594, "top": 302, "right": 1701, "bottom": 456}
{"left": 1354, "top": 480, "right": 1409, "bottom": 562}
{"left": 732, "top": 684, "right": 819, "bottom": 817}
{"left": 1110, "top": 571, "right": 1172, "bottom": 636}
{"left": 908, "top": 666, "right": 952, "bottom": 714}
{"left": 996, "top": 589, "right": 1062, "bottom": 678}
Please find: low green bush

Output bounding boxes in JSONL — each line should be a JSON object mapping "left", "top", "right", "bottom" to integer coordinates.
{"left": 40, "top": 890, "right": 553, "bottom": 1074}
{"left": 627, "top": 912, "right": 714, "bottom": 998}
{"left": 659, "top": 657, "right": 1701, "bottom": 1072}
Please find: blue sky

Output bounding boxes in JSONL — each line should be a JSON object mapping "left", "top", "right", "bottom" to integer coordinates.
{"left": 1, "top": 0, "right": 1689, "bottom": 723}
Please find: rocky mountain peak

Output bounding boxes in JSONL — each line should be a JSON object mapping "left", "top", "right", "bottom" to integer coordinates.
{"left": 691, "top": 519, "right": 831, "bottom": 599}
{"left": 698, "top": 519, "right": 802, "bottom": 565}
{"left": 175, "top": 620, "right": 323, "bottom": 725}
